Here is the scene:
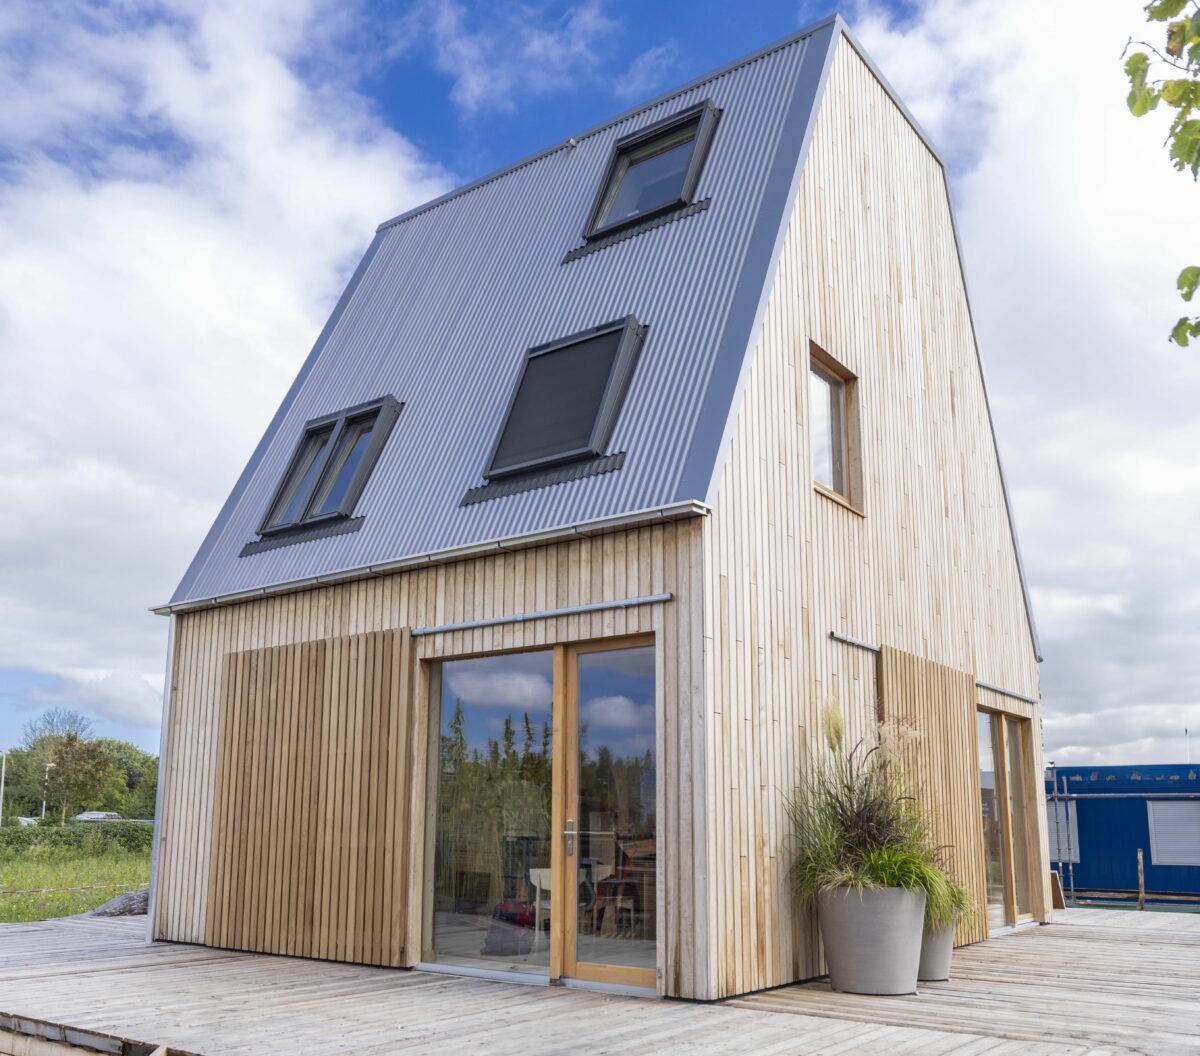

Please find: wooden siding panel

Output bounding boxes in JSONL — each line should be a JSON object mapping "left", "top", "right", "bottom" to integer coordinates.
{"left": 156, "top": 521, "right": 707, "bottom": 995}
{"left": 204, "top": 630, "right": 410, "bottom": 966}
{"left": 878, "top": 645, "right": 989, "bottom": 946}
{"left": 701, "top": 39, "right": 1044, "bottom": 996}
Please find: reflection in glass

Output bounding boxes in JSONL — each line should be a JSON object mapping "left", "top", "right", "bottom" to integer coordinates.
{"left": 1005, "top": 718, "right": 1033, "bottom": 916}
{"left": 601, "top": 129, "right": 696, "bottom": 227}
{"left": 431, "top": 651, "right": 554, "bottom": 974}
{"left": 574, "top": 645, "right": 656, "bottom": 970}
{"left": 268, "top": 426, "right": 332, "bottom": 527}
{"left": 977, "top": 711, "right": 1008, "bottom": 930}
{"left": 809, "top": 363, "right": 846, "bottom": 494}
{"left": 312, "top": 415, "right": 375, "bottom": 515}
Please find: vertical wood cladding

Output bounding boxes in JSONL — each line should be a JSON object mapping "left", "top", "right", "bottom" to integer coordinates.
{"left": 878, "top": 645, "right": 989, "bottom": 946}
{"left": 205, "top": 629, "right": 413, "bottom": 965}
{"left": 700, "top": 38, "right": 1044, "bottom": 996}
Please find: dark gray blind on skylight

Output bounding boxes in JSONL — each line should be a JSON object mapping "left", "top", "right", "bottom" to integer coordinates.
{"left": 487, "top": 318, "right": 645, "bottom": 479}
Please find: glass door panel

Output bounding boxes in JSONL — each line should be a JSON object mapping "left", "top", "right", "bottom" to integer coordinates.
{"left": 1005, "top": 717, "right": 1034, "bottom": 917}
{"left": 430, "top": 651, "right": 554, "bottom": 974}
{"left": 567, "top": 643, "right": 657, "bottom": 985}
{"left": 977, "top": 711, "right": 1008, "bottom": 930}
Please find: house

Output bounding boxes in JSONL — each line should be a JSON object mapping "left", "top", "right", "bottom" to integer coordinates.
{"left": 1047, "top": 764, "right": 1200, "bottom": 901}
{"left": 148, "top": 14, "right": 1051, "bottom": 1000}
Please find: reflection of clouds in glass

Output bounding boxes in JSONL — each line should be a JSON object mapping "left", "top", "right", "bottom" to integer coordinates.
{"left": 583, "top": 694, "right": 653, "bottom": 730}
{"left": 444, "top": 652, "right": 552, "bottom": 712}
{"left": 578, "top": 645, "right": 654, "bottom": 681}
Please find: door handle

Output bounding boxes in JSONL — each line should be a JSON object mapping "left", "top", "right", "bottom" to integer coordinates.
{"left": 564, "top": 819, "right": 576, "bottom": 856}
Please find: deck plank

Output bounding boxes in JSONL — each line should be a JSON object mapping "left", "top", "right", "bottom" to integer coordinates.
{"left": 0, "top": 910, "right": 1193, "bottom": 1055}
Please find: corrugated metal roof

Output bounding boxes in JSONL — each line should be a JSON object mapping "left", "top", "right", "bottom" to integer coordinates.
{"left": 170, "top": 18, "right": 841, "bottom": 606}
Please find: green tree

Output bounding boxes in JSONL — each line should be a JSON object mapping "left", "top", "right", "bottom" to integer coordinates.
{"left": 46, "top": 733, "right": 116, "bottom": 824}
{"left": 1123, "top": 0, "right": 1200, "bottom": 344}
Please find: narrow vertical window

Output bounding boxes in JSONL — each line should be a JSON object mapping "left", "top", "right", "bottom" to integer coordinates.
{"left": 809, "top": 362, "right": 846, "bottom": 495}
{"left": 808, "top": 345, "right": 859, "bottom": 507}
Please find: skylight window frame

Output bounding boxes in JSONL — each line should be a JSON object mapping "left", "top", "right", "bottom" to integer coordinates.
{"left": 485, "top": 316, "right": 646, "bottom": 481}
{"left": 583, "top": 99, "right": 720, "bottom": 242}
{"left": 258, "top": 395, "right": 401, "bottom": 537}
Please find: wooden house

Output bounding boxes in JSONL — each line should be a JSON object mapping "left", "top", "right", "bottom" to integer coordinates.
{"left": 149, "top": 15, "right": 1050, "bottom": 1000}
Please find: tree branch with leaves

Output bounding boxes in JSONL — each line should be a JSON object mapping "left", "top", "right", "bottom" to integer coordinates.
{"left": 1123, "top": 0, "right": 1200, "bottom": 345}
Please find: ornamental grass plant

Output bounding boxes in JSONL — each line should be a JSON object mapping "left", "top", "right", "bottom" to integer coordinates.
{"left": 788, "top": 707, "right": 972, "bottom": 930}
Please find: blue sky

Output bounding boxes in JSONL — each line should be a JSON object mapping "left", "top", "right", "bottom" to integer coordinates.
{"left": 1, "top": 0, "right": 1199, "bottom": 764}
{"left": 359, "top": 0, "right": 847, "bottom": 183}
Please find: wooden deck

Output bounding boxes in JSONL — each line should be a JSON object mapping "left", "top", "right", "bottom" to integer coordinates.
{"left": 1, "top": 909, "right": 1196, "bottom": 1055}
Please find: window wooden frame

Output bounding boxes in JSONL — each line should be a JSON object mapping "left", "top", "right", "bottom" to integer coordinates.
{"left": 258, "top": 395, "right": 401, "bottom": 536}
{"left": 583, "top": 100, "right": 719, "bottom": 241}
{"left": 809, "top": 342, "right": 862, "bottom": 512}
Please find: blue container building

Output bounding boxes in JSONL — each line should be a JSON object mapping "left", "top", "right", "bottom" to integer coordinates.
{"left": 1045, "top": 764, "right": 1200, "bottom": 899}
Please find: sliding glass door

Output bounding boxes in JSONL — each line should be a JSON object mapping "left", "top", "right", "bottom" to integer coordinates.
{"left": 427, "top": 638, "right": 657, "bottom": 988}
{"left": 977, "top": 710, "right": 1036, "bottom": 930}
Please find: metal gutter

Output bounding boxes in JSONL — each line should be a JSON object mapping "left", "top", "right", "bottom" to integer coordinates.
{"left": 829, "top": 631, "right": 1040, "bottom": 706}
{"left": 412, "top": 593, "right": 672, "bottom": 637}
{"left": 153, "top": 501, "right": 708, "bottom": 615}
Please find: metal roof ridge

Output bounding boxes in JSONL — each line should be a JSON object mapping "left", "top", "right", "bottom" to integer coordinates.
{"left": 373, "top": 13, "right": 844, "bottom": 234}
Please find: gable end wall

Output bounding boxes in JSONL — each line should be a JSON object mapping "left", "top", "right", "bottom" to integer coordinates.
{"left": 700, "top": 37, "right": 1046, "bottom": 997}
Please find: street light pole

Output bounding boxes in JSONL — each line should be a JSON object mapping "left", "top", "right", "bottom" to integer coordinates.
{"left": 0, "top": 751, "right": 7, "bottom": 827}
{"left": 41, "top": 761, "right": 55, "bottom": 820}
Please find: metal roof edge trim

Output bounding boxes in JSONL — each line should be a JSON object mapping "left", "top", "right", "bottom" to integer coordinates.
{"left": 674, "top": 18, "right": 840, "bottom": 506}
{"left": 152, "top": 500, "right": 710, "bottom": 615}
{"left": 167, "top": 230, "right": 388, "bottom": 606}
{"left": 373, "top": 13, "right": 842, "bottom": 234}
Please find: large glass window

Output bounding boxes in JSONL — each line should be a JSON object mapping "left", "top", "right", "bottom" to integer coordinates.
{"left": 430, "top": 651, "right": 555, "bottom": 975}
{"left": 260, "top": 396, "right": 400, "bottom": 535}
{"left": 585, "top": 101, "right": 718, "bottom": 239}
{"left": 486, "top": 318, "right": 645, "bottom": 479}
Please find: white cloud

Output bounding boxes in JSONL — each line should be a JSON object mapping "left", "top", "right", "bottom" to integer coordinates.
{"left": 613, "top": 42, "right": 681, "bottom": 103}
{"left": 444, "top": 667, "right": 553, "bottom": 711}
{"left": 853, "top": 0, "right": 1200, "bottom": 765}
{"left": 394, "top": 0, "right": 618, "bottom": 114}
{"left": 583, "top": 694, "right": 652, "bottom": 730}
{"left": 30, "top": 669, "right": 164, "bottom": 727}
{"left": 0, "top": 0, "right": 447, "bottom": 739}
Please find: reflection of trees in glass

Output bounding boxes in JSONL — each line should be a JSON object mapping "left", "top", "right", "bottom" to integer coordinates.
{"left": 579, "top": 741, "right": 656, "bottom": 837}
{"left": 435, "top": 700, "right": 553, "bottom": 909}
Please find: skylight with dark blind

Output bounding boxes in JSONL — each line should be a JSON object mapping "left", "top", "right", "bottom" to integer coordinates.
{"left": 486, "top": 317, "right": 646, "bottom": 479}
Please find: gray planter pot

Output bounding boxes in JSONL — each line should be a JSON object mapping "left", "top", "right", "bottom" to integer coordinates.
{"left": 918, "top": 918, "right": 956, "bottom": 981}
{"left": 816, "top": 887, "right": 926, "bottom": 995}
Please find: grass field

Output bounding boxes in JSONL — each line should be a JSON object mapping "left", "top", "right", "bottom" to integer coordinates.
{"left": 0, "top": 850, "right": 151, "bottom": 923}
